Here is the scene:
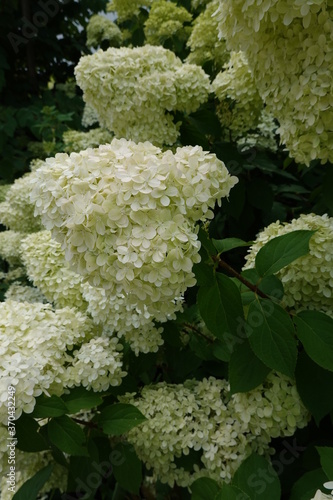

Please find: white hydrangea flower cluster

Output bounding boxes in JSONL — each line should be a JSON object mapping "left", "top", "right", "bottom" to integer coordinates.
{"left": 237, "top": 109, "right": 278, "bottom": 153}
{"left": 30, "top": 140, "right": 237, "bottom": 340}
{"left": 216, "top": 0, "right": 333, "bottom": 165}
{"left": 144, "top": 1, "right": 192, "bottom": 46}
{"left": 121, "top": 372, "right": 309, "bottom": 487}
{"left": 86, "top": 15, "right": 122, "bottom": 48}
{"left": 30, "top": 139, "right": 237, "bottom": 353}
{"left": 0, "top": 300, "right": 108, "bottom": 424}
{"left": 64, "top": 336, "right": 126, "bottom": 391}
{"left": 186, "top": 1, "right": 229, "bottom": 70}
{"left": 0, "top": 173, "right": 42, "bottom": 232}
{"left": 212, "top": 52, "right": 264, "bottom": 139}
{"left": 244, "top": 214, "right": 333, "bottom": 316}
{"left": 63, "top": 128, "right": 113, "bottom": 153}
{"left": 0, "top": 448, "right": 66, "bottom": 500}
{"left": 106, "top": 0, "right": 154, "bottom": 22}
{"left": 82, "top": 284, "right": 165, "bottom": 354}
{"left": 20, "top": 231, "right": 87, "bottom": 311}
{"left": 191, "top": 0, "right": 211, "bottom": 10}
{"left": 5, "top": 282, "right": 47, "bottom": 304}
{"left": 74, "top": 45, "right": 211, "bottom": 145}
{"left": 0, "top": 230, "right": 24, "bottom": 266}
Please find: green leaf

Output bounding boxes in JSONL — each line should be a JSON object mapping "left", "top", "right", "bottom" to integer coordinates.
{"left": 255, "top": 230, "right": 315, "bottom": 277}
{"left": 12, "top": 464, "right": 53, "bottom": 500}
{"left": 15, "top": 414, "right": 48, "bottom": 452}
{"left": 31, "top": 394, "right": 69, "bottom": 418}
{"left": 295, "top": 351, "right": 333, "bottom": 424}
{"left": 212, "top": 238, "right": 252, "bottom": 254}
{"left": 295, "top": 311, "right": 333, "bottom": 372}
{"left": 317, "top": 447, "right": 333, "bottom": 479}
{"left": 197, "top": 272, "right": 244, "bottom": 350}
{"left": 215, "top": 485, "right": 250, "bottom": 500}
{"left": 61, "top": 386, "right": 104, "bottom": 414}
{"left": 48, "top": 416, "right": 88, "bottom": 456}
{"left": 98, "top": 403, "right": 146, "bottom": 436}
{"left": 232, "top": 453, "right": 281, "bottom": 499}
{"left": 229, "top": 340, "right": 271, "bottom": 394}
{"left": 112, "top": 443, "right": 142, "bottom": 494}
{"left": 190, "top": 477, "right": 220, "bottom": 500}
{"left": 290, "top": 469, "right": 328, "bottom": 500}
{"left": 257, "top": 275, "right": 284, "bottom": 300}
{"left": 247, "top": 298, "right": 297, "bottom": 377}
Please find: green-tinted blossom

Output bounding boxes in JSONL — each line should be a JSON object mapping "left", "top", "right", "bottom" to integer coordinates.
{"left": 121, "top": 372, "right": 309, "bottom": 487}
{"left": 86, "top": 14, "right": 122, "bottom": 48}
{"left": 74, "top": 45, "right": 211, "bottom": 145}
{"left": 0, "top": 173, "right": 42, "bottom": 232}
{"left": 21, "top": 231, "right": 88, "bottom": 311}
{"left": 107, "top": 0, "right": 154, "bottom": 22}
{"left": 0, "top": 231, "right": 25, "bottom": 266}
{"left": 144, "top": 1, "right": 192, "bottom": 45}
{"left": 186, "top": 1, "right": 229, "bottom": 69}
{"left": 5, "top": 282, "right": 47, "bottom": 304}
{"left": 244, "top": 214, "right": 333, "bottom": 316}
{"left": 216, "top": 0, "right": 333, "bottom": 165}
{"left": 213, "top": 51, "right": 264, "bottom": 139}
{"left": 63, "top": 128, "right": 113, "bottom": 153}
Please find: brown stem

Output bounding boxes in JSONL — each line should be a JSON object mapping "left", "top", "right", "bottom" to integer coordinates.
{"left": 183, "top": 323, "right": 214, "bottom": 343}
{"left": 214, "top": 257, "right": 270, "bottom": 300}
{"left": 72, "top": 417, "right": 100, "bottom": 429}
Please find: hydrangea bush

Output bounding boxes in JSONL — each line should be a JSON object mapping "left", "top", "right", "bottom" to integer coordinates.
{"left": 1, "top": 1, "right": 333, "bottom": 499}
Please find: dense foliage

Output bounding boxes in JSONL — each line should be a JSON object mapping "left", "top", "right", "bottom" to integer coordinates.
{"left": 0, "top": 1, "right": 333, "bottom": 499}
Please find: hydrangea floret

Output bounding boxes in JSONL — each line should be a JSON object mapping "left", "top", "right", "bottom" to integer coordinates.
{"left": 21, "top": 230, "right": 87, "bottom": 311}
{"left": 216, "top": 0, "right": 333, "bottom": 164}
{"left": 212, "top": 51, "right": 264, "bottom": 139}
{"left": 0, "top": 173, "right": 42, "bottom": 232}
{"left": 244, "top": 214, "right": 333, "bottom": 316}
{"left": 186, "top": 0, "right": 229, "bottom": 70}
{"left": 0, "top": 300, "right": 124, "bottom": 424}
{"left": 29, "top": 138, "right": 237, "bottom": 353}
{"left": 121, "top": 372, "right": 309, "bottom": 487}
{"left": 74, "top": 45, "right": 211, "bottom": 145}
{"left": 106, "top": 0, "right": 154, "bottom": 22}
{"left": 63, "top": 128, "right": 113, "bottom": 153}
{"left": 86, "top": 14, "right": 122, "bottom": 48}
{"left": 0, "top": 230, "right": 25, "bottom": 267}
{"left": 144, "top": 0, "right": 192, "bottom": 46}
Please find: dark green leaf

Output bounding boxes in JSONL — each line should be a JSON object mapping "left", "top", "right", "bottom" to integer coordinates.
{"left": 98, "top": 404, "right": 146, "bottom": 436}
{"left": 15, "top": 413, "right": 48, "bottom": 452}
{"left": 13, "top": 464, "right": 53, "bottom": 500}
{"left": 232, "top": 453, "right": 281, "bottom": 499}
{"left": 295, "top": 311, "right": 333, "bottom": 372}
{"left": 212, "top": 238, "right": 252, "bottom": 254}
{"left": 290, "top": 469, "right": 328, "bottom": 500}
{"left": 229, "top": 340, "right": 271, "bottom": 394}
{"left": 190, "top": 477, "right": 220, "bottom": 500}
{"left": 255, "top": 230, "right": 315, "bottom": 277}
{"left": 48, "top": 416, "right": 88, "bottom": 456}
{"left": 61, "top": 386, "right": 104, "bottom": 414}
{"left": 215, "top": 485, "right": 250, "bottom": 500}
{"left": 31, "top": 394, "right": 69, "bottom": 418}
{"left": 257, "top": 275, "right": 284, "bottom": 300}
{"left": 198, "top": 273, "right": 244, "bottom": 351}
{"left": 317, "top": 447, "right": 333, "bottom": 479}
{"left": 112, "top": 443, "right": 142, "bottom": 495}
{"left": 295, "top": 352, "right": 333, "bottom": 424}
{"left": 247, "top": 298, "right": 297, "bottom": 377}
